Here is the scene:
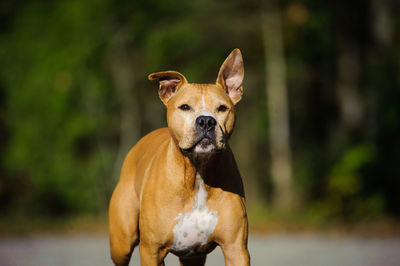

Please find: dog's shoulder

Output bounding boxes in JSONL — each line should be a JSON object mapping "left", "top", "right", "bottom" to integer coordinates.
{"left": 127, "top": 127, "right": 171, "bottom": 160}
{"left": 120, "top": 128, "right": 171, "bottom": 177}
{"left": 138, "top": 127, "right": 170, "bottom": 147}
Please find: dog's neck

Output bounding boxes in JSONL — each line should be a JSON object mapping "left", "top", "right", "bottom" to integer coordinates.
{"left": 170, "top": 138, "right": 226, "bottom": 189}
{"left": 188, "top": 152, "right": 219, "bottom": 169}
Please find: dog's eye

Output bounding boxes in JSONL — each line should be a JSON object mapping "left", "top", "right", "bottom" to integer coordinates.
{"left": 217, "top": 105, "right": 228, "bottom": 112}
{"left": 179, "top": 104, "right": 191, "bottom": 111}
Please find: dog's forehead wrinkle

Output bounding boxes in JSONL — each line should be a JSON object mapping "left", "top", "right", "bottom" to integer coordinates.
{"left": 179, "top": 83, "right": 228, "bottom": 106}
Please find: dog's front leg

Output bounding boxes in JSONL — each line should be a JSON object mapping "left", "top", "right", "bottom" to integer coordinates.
{"left": 220, "top": 244, "right": 250, "bottom": 266}
{"left": 219, "top": 218, "right": 250, "bottom": 266}
{"left": 109, "top": 180, "right": 140, "bottom": 266}
{"left": 139, "top": 242, "right": 167, "bottom": 266}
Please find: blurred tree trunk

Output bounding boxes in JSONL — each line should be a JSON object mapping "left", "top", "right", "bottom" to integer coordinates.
{"left": 371, "top": 0, "right": 392, "bottom": 47}
{"left": 262, "top": 2, "right": 294, "bottom": 212}
{"left": 108, "top": 31, "right": 141, "bottom": 185}
{"left": 333, "top": 1, "right": 367, "bottom": 142}
{"left": 366, "top": 0, "right": 392, "bottom": 139}
{"left": 336, "top": 42, "right": 363, "bottom": 132}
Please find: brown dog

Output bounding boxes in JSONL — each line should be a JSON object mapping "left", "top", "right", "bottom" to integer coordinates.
{"left": 109, "top": 49, "right": 249, "bottom": 266}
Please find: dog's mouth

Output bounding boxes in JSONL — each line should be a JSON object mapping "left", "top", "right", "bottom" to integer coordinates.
{"left": 195, "top": 138, "right": 215, "bottom": 153}
{"left": 181, "top": 137, "right": 217, "bottom": 154}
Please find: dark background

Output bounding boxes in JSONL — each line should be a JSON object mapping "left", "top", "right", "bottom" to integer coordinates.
{"left": 0, "top": 0, "right": 399, "bottom": 232}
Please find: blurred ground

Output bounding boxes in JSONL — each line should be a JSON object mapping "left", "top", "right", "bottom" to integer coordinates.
{"left": 0, "top": 234, "right": 399, "bottom": 266}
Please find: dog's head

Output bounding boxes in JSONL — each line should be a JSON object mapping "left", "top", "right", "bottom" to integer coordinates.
{"left": 149, "top": 49, "right": 244, "bottom": 154}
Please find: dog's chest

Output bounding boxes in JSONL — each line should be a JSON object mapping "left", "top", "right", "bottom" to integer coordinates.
{"left": 170, "top": 174, "right": 218, "bottom": 255}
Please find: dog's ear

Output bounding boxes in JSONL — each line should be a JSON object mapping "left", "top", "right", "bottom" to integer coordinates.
{"left": 148, "top": 71, "right": 187, "bottom": 105}
{"left": 216, "top": 49, "right": 244, "bottom": 105}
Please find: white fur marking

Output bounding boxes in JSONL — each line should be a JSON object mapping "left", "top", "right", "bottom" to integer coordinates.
{"left": 194, "top": 143, "right": 215, "bottom": 153}
{"left": 171, "top": 174, "right": 218, "bottom": 253}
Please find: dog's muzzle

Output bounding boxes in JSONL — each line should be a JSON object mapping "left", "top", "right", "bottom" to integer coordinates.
{"left": 180, "top": 116, "right": 217, "bottom": 154}
{"left": 194, "top": 116, "right": 217, "bottom": 153}
{"left": 196, "top": 116, "right": 216, "bottom": 136}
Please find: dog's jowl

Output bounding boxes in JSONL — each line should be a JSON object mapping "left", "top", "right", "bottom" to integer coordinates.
{"left": 109, "top": 49, "right": 250, "bottom": 266}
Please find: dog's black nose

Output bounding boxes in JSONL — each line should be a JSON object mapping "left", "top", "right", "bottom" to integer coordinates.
{"left": 196, "top": 116, "right": 216, "bottom": 132}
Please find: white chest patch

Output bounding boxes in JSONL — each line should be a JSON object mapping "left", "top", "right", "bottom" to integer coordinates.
{"left": 171, "top": 174, "right": 218, "bottom": 253}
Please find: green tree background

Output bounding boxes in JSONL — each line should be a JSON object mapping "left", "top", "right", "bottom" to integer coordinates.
{"left": 0, "top": 0, "right": 399, "bottom": 228}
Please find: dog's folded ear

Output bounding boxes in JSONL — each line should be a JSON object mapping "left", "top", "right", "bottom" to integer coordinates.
{"left": 216, "top": 49, "right": 244, "bottom": 105}
{"left": 149, "top": 71, "right": 188, "bottom": 105}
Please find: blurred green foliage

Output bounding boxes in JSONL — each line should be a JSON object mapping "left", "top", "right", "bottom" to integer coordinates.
{"left": 0, "top": 0, "right": 399, "bottom": 225}
{"left": 0, "top": 0, "right": 113, "bottom": 215}
{"left": 321, "top": 145, "right": 385, "bottom": 221}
